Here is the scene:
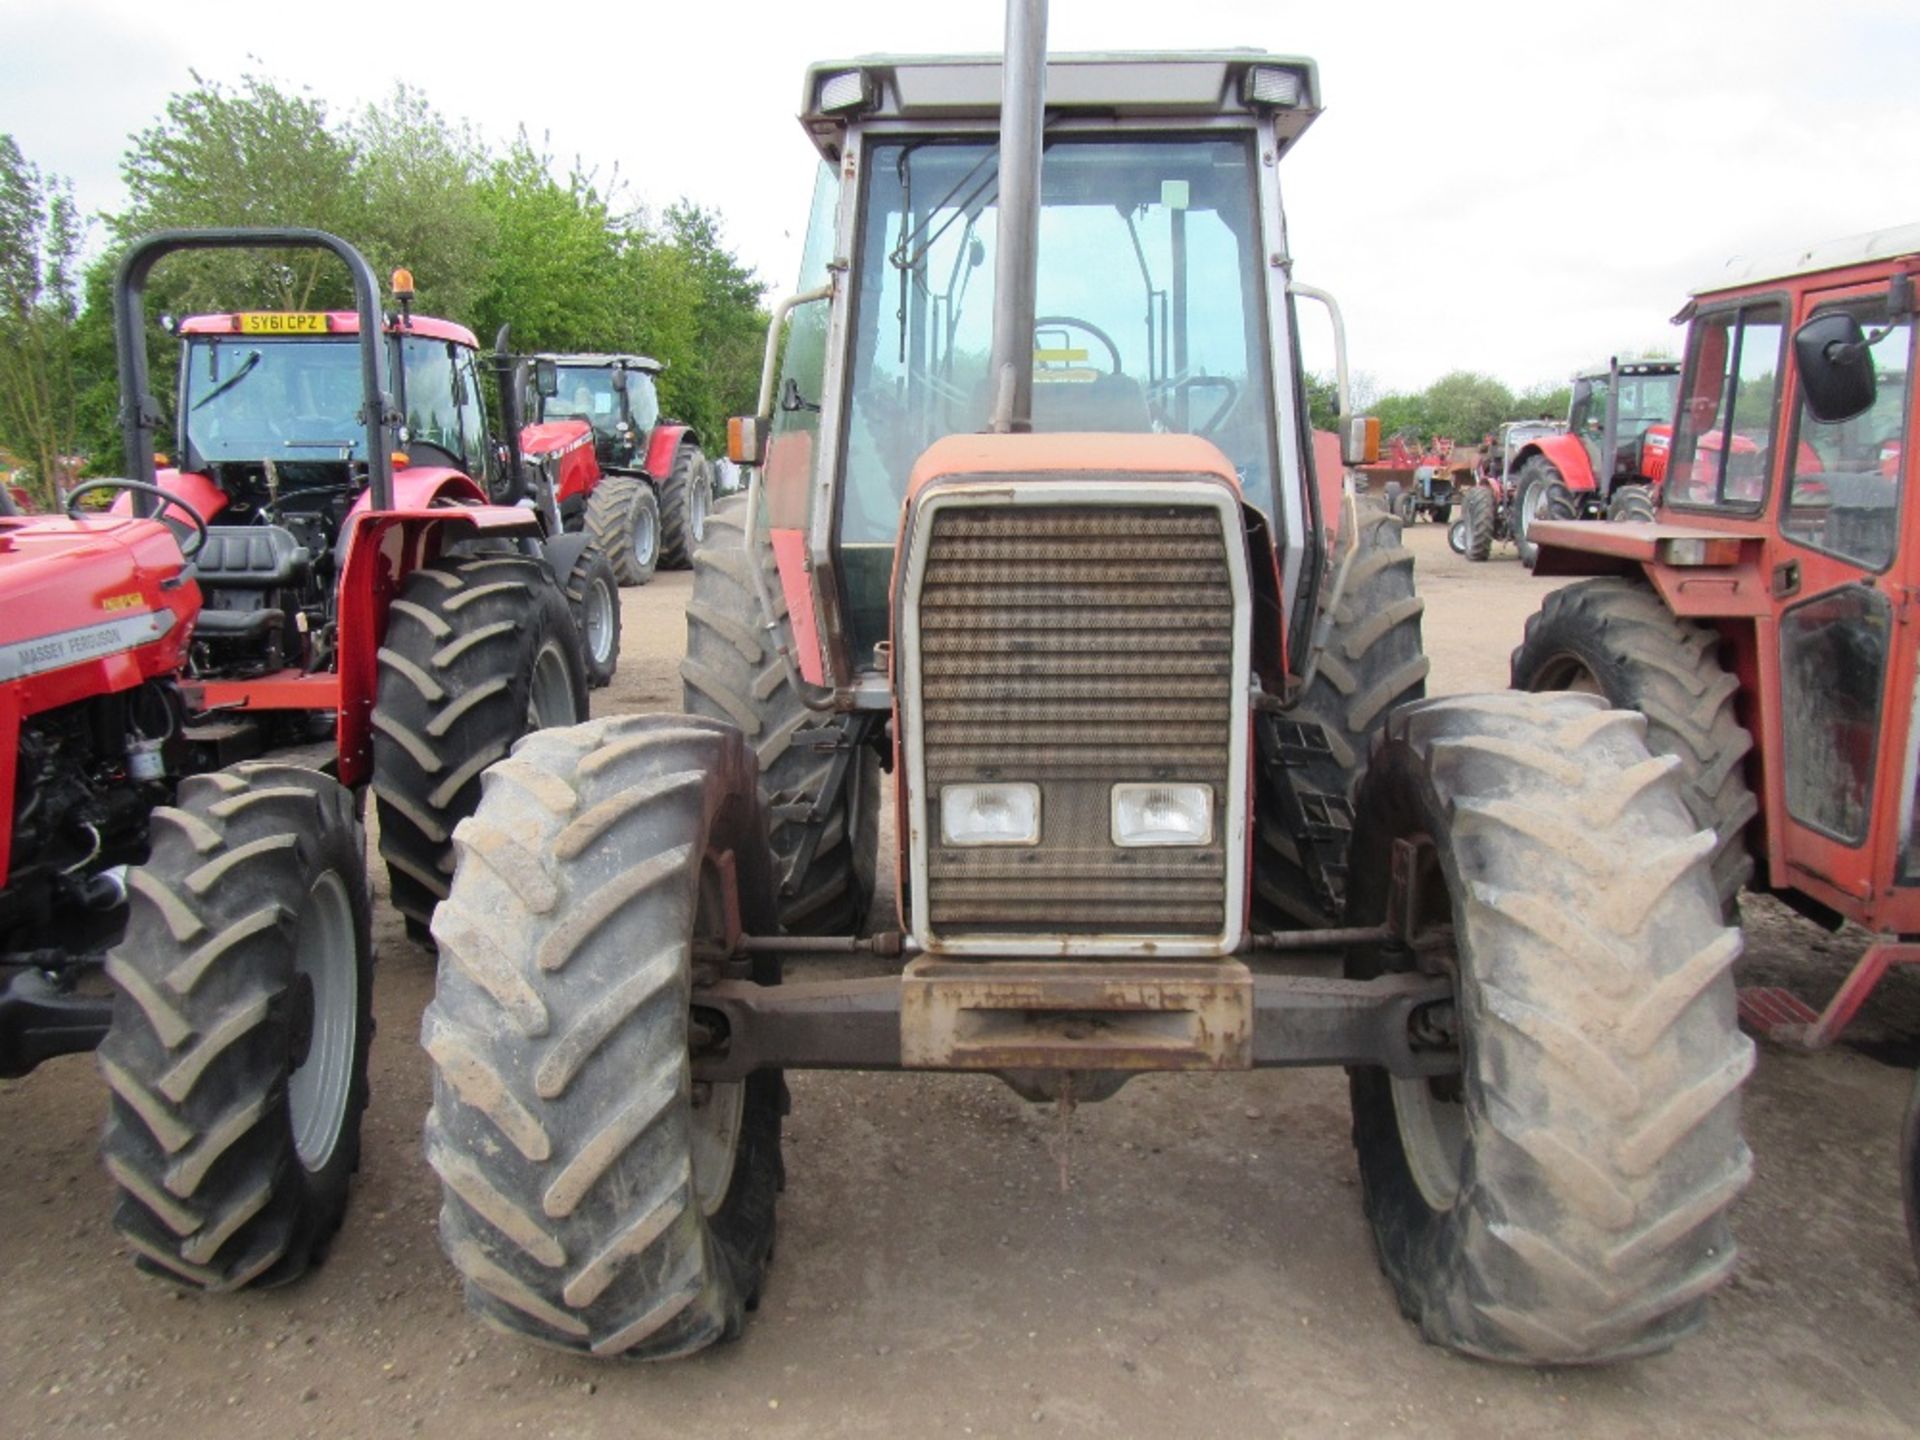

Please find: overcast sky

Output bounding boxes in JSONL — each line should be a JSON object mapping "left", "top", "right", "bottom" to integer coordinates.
{"left": 5, "top": 0, "right": 1916, "bottom": 395}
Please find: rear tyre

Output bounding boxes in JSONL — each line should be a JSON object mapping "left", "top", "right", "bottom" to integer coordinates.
{"left": 1463, "top": 484, "right": 1495, "bottom": 562}
{"left": 423, "top": 715, "right": 783, "bottom": 1359}
{"left": 545, "top": 534, "right": 622, "bottom": 690}
{"left": 1608, "top": 483, "right": 1657, "bottom": 524}
{"left": 1513, "top": 457, "right": 1567, "bottom": 569}
{"left": 659, "top": 445, "right": 714, "bottom": 571}
{"left": 99, "top": 763, "right": 372, "bottom": 1290}
{"left": 1447, "top": 516, "right": 1469, "bottom": 555}
{"left": 1254, "top": 501, "right": 1429, "bottom": 929}
{"left": 1345, "top": 692, "right": 1753, "bottom": 1364}
{"left": 1510, "top": 577, "right": 1757, "bottom": 916}
{"left": 681, "top": 500, "right": 879, "bottom": 935}
{"left": 584, "top": 476, "right": 661, "bottom": 587}
{"left": 373, "top": 555, "right": 589, "bottom": 939}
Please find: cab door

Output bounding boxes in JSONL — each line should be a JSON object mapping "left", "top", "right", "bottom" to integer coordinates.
{"left": 1771, "top": 278, "right": 1917, "bottom": 926}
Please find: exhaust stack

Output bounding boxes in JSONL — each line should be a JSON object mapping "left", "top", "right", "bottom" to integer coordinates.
{"left": 986, "top": 0, "right": 1047, "bottom": 434}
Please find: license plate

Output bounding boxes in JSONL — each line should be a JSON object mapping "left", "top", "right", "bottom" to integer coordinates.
{"left": 237, "top": 312, "right": 328, "bottom": 335}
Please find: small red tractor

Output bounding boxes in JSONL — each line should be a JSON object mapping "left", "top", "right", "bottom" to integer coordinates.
{"left": 1503, "top": 358, "right": 1682, "bottom": 565}
{"left": 1517, "top": 224, "right": 1918, "bottom": 1265}
{"left": 1366, "top": 433, "right": 1470, "bottom": 527}
{"left": 419, "top": 12, "right": 1750, "bottom": 1367}
{"left": 521, "top": 353, "right": 716, "bottom": 580}
{"left": 0, "top": 228, "right": 588, "bottom": 1290}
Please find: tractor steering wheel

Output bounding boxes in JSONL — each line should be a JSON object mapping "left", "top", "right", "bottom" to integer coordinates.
{"left": 1034, "top": 315, "right": 1123, "bottom": 375}
{"left": 66, "top": 479, "right": 211, "bottom": 561}
{"left": 1152, "top": 374, "right": 1242, "bottom": 438}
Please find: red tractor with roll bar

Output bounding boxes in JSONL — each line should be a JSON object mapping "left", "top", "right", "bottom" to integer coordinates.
{"left": 417, "top": 6, "right": 1751, "bottom": 1366}
{"left": 1516, "top": 223, "right": 1919, "bottom": 1268}
{"left": 1505, "top": 357, "right": 1681, "bottom": 566}
{"left": 520, "top": 351, "right": 717, "bottom": 580}
{"left": 0, "top": 227, "right": 588, "bottom": 1291}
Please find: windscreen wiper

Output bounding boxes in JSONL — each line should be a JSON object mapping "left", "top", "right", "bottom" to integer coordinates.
{"left": 191, "top": 348, "right": 263, "bottom": 410}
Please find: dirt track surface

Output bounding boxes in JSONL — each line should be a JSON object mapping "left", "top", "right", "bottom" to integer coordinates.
{"left": 4, "top": 524, "right": 1918, "bottom": 1438}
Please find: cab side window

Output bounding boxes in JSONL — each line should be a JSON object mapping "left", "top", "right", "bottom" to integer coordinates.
{"left": 626, "top": 371, "right": 661, "bottom": 435}
{"left": 452, "top": 348, "right": 492, "bottom": 482}
{"left": 1569, "top": 375, "right": 1609, "bottom": 436}
{"left": 1782, "top": 301, "right": 1912, "bottom": 571}
{"left": 1667, "top": 301, "right": 1786, "bottom": 510}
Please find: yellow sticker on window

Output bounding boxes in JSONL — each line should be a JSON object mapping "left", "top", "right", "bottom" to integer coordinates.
{"left": 237, "top": 312, "right": 328, "bottom": 335}
{"left": 1033, "top": 347, "right": 1089, "bottom": 364}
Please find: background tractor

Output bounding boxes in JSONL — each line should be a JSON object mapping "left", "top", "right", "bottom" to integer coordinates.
{"left": 420, "top": 10, "right": 1748, "bottom": 1367}
{"left": 522, "top": 352, "right": 716, "bottom": 579}
{"left": 0, "top": 228, "right": 587, "bottom": 1291}
{"left": 1516, "top": 224, "right": 1918, "bottom": 1265}
{"left": 1451, "top": 417, "right": 1562, "bottom": 560}
{"left": 1504, "top": 357, "right": 1680, "bottom": 565}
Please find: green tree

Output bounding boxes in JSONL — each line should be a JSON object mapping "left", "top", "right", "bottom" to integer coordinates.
{"left": 1304, "top": 371, "right": 1340, "bottom": 432}
{"left": 0, "top": 135, "right": 84, "bottom": 508}
{"left": 1420, "top": 370, "right": 1514, "bottom": 446}
{"left": 657, "top": 200, "right": 767, "bottom": 441}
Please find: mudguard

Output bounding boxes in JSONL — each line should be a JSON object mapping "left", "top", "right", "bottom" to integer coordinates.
{"left": 642, "top": 422, "right": 698, "bottom": 479}
{"left": 1515, "top": 431, "right": 1599, "bottom": 493}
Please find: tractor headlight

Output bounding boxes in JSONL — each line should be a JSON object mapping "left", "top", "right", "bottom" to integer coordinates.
{"left": 1111, "top": 783, "right": 1213, "bottom": 847}
{"left": 940, "top": 783, "right": 1040, "bottom": 847}
{"left": 1242, "top": 65, "right": 1306, "bottom": 108}
{"left": 816, "top": 68, "right": 873, "bottom": 114}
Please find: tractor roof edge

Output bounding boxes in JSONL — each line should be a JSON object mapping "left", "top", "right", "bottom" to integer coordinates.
{"left": 1694, "top": 221, "right": 1920, "bottom": 296}
{"left": 178, "top": 311, "right": 479, "bottom": 350}
{"left": 535, "top": 353, "right": 664, "bottom": 372}
{"left": 798, "top": 51, "right": 1321, "bottom": 160}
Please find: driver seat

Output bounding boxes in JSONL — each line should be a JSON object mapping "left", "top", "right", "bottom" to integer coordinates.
{"left": 191, "top": 524, "right": 310, "bottom": 638}
{"left": 1027, "top": 372, "right": 1152, "bottom": 433}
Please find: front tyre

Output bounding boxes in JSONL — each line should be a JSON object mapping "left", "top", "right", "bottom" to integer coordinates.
{"left": 658, "top": 445, "right": 714, "bottom": 570}
{"left": 423, "top": 715, "right": 783, "bottom": 1359}
{"left": 584, "top": 476, "right": 661, "bottom": 587}
{"left": 99, "top": 763, "right": 372, "bottom": 1290}
{"left": 544, "top": 533, "right": 622, "bottom": 689}
{"left": 1462, "top": 484, "right": 1495, "bottom": 562}
{"left": 1608, "top": 483, "right": 1657, "bottom": 524}
{"left": 373, "top": 555, "right": 588, "bottom": 937}
{"left": 1513, "top": 457, "right": 1569, "bottom": 569}
{"left": 1345, "top": 692, "right": 1753, "bottom": 1364}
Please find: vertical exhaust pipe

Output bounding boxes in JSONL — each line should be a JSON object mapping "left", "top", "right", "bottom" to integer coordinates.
{"left": 987, "top": 0, "right": 1048, "bottom": 434}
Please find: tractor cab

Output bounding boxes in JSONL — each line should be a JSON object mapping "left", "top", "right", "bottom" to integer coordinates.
{"left": 1566, "top": 357, "right": 1680, "bottom": 490}
{"left": 529, "top": 353, "right": 664, "bottom": 472}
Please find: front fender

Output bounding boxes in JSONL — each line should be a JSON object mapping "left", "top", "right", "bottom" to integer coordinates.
{"left": 1529, "top": 432, "right": 1599, "bottom": 492}
{"left": 643, "top": 423, "right": 698, "bottom": 479}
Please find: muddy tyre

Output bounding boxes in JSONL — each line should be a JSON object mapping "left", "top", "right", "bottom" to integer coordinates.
{"left": 1346, "top": 691, "right": 1753, "bottom": 1364}
{"left": 373, "top": 555, "right": 588, "bottom": 938}
{"left": 658, "top": 445, "right": 714, "bottom": 571}
{"left": 1608, "top": 483, "right": 1657, "bottom": 524}
{"left": 1513, "top": 457, "right": 1569, "bottom": 569}
{"left": 584, "top": 475, "right": 661, "bottom": 587}
{"left": 422, "top": 715, "right": 783, "bottom": 1359}
{"left": 1462, "top": 484, "right": 1495, "bottom": 562}
{"left": 545, "top": 533, "right": 622, "bottom": 690}
{"left": 1254, "top": 501, "right": 1429, "bottom": 929}
{"left": 99, "top": 763, "right": 372, "bottom": 1290}
{"left": 1510, "top": 577, "right": 1757, "bottom": 915}
{"left": 681, "top": 500, "right": 878, "bottom": 935}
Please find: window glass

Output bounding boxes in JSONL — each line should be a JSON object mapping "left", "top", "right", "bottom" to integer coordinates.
{"left": 1782, "top": 300, "right": 1911, "bottom": 571}
{"left": 625, "top": 371, "right": 660, "bottom": 434}
{"left": 451, "top": 348, "right": 490, "bottom": 479}
{"left": 763, "top": 161, "right": 839, "bottom": 536}
{"left": 183, "top": 337, "right": 365, "bottom": 461}
{"left": 548, "top": 368, "right": 620, "bottom": 425}
{"left": 841, "top": 136, "right": 1275, "bottom": 544}
{"left": 1780, "top": 585, "right": 1891, "bottom": 844}
{"left": 1569, "top": 374, "right": 1608, "bottom": 438}
{"left": 400, "top": 337, "right": 463, "bottom": 462}
{"left": 1667, "top": 302, "right": 1786, "bottom": 509}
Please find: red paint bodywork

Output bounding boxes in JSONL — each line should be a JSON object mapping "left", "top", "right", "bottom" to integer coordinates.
{"left": 179, "top": 311, "right": 479, "bottom": 350}
{"left": 109, "top": 467, "right": 231, "bottom": 524}
{"left": 519, "top": 420, "right": 601, "bottom": 508}
{"left": 642, "top": 423, "right": 696, "bottom": 480}
{"left": 0, "top": 514, "right": 200, "bottom": 886}
{"left": 1516, "top": 429, "right": 1600, "bottom": 493}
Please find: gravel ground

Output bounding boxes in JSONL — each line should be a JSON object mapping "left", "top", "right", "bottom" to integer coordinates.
{"left": 2, "top": 521, "right": 1916, "bottom": 1439}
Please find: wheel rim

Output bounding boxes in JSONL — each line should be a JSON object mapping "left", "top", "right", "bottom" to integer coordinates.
{"left": 527, "top": 637, "right": 578, "bottom": 728}
{"left": 690, "top": 1080, "right": 745, "bottom": 1216}
{"left": 1448, "top": 519, "right": 1468, "bottom": 554}
{"left": 582, "top": 575, "right": 616, "bottom": 668}
{"left": 289, "top": 869, "right": 357, "bottom": 1173}
{"left": 1518, "top": 481, "right": 1552, "bottom": 543}
{"left": 1391, "top": 1070, "right": 1467, "bottom": 1212}
{"left": 631, "top": 497, "right": 659, "bottom": 569}
{"left": 689, "top": 473, "right": 711, "bottom": 546}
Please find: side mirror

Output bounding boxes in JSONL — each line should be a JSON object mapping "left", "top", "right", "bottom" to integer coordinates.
{"left": 534, "top": 358, "right": 559, "bottom": 399}
{"left": 1794, "top": 312, "right": 1877, "bottom": 424}
{"left": 729, "top": 415, "right": 769, "bottom": 466}
{"left": 611, "top": 368, "right": 628, "bottom": 393}
{"left": 1340, "top": 414, "right": 1380, "bottom": 467}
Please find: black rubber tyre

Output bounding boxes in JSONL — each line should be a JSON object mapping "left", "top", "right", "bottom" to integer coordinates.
{"left": 99, "top": 763, "right": 372, "bottom": 1290}
{"left": 1254, "top": 501, "right": 1429, "bottom": 929}
{"left": 1903, "top": 1069, "right": 1920, "bottom": 1277}
{"left": 681, "top": 500, "right": 878, "bottom": 935}
{"left": 1447, "top": 516, "right": 1469, "bottom": 555}
{"left": 544, "top": 532, "right": 622, "bottom": 690}
{"left": 1432, "top": 502, "right": 1452, "bottom": 527}
{"left": 1511, "top": 577, "right": 1758, "bottom": 916}
{"left": 422, "top": 715, "right": 783, "bottom": 1359}
{"left": 1396, "top": 491, "right": 1417, "bottom": 525}
{"left": 1381, "top": 480, "right": 1403, "bottom": 514}
{"left": 1345, "top": 691, "right": 1753, "bottom": 1364}
{"left": 1463, "top": 484, "right": 1495, "bottom": 562}
{"left": 373, "top": 554, "right": 589, "bottom": 938}
{"left": 584, "top": 475, "right": 661, "bottom": 587}
{"left": 658, "top": 444, "right": 714, "bottom": 571}
{"left": 1513, "top": 457, "right": 1567, "bottom": 569}
{"left": 1608, "top": 483, "right": 1657, "bottom": 524}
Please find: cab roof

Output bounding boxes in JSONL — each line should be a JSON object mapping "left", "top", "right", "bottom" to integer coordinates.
{"left": 798, "top": 51, "right": 1321, "bottom": 160}
{"left": 1695, "top": 222, "right": 1920, "bottom": 296}
{"left": 539, "top": 353, "right": 664, "bottom": 373}
{"left": 178, "top": 312, "right": 480, "bottom": 350}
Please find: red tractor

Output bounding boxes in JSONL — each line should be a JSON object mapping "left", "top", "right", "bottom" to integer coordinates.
{"left": 1503, "top": 358, "right": 1681, "bottom": 565}
{"left": 417, "top": 20, "right": 1749, "bottom": 1367}
{"left": 522, "top": 353, "right": 716, "bottom": 580}
{"left": 1517, "top": 224, "right": 1919, "bottom": 1265}
{"left": 0, "top": 228, "right": 588, "bottom": 1290}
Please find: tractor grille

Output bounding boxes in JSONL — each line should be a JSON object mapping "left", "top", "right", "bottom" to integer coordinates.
{"left": 913, "top": 503, "right": 1237, "bottom": 939}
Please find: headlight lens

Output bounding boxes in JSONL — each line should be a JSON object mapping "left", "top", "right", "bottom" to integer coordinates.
{"left": 1111, "top": 783, "right": 1213, "bottom": 847}
{"left": 940, "top": 783, "right": 1041, "bottom": 847}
